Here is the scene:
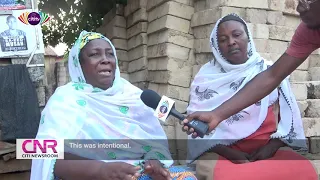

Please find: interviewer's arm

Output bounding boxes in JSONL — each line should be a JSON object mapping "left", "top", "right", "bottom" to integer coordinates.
{"left": 213, "top": 53, "right": 307, "bottom": 121}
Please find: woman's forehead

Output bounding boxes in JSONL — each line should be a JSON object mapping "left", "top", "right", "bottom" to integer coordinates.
{"left": 82, "top": 39, "right": 112, "bottom": 51}
{"left": 218, "top": 21, "right": 246, "bottom": 32}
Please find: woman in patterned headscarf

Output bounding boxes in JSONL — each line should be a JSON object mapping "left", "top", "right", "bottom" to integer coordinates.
{"left": 186, "top": 14, "right": 318, "bottom": 180}
{"left": 30, "top": 31, "right": 197, "bottom": 180}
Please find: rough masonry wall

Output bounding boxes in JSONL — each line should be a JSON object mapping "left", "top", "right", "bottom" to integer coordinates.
{"left": 56, "top": 61, "right": 70, "bottom": 87}
{"left": 96, "top": 0, "right": 320, "bottom": 166}
{"left": 146, "top": 0, "right": 195, "bottom": 165}
{"left": 125, "top": 0, "right": 149, "bottom": 89}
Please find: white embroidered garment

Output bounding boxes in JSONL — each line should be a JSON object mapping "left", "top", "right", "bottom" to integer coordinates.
{"left": 30, "top": 31, "right": 173, "bottom": 180}
{"left": 186, "top": 14, "right": 307, "bottom": 163}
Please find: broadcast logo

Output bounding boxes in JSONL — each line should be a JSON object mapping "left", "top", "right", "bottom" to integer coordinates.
{"left": 16, "top": 139, "right": 64, "bottom": 159}
{"left": 18, "top": 11, "right": 51, "bottom": 25}
{"left": 154, "top": 95, "right": 174, "bottom": 122}
{"left": 157, "top": 100, "right": 169, "bottom": 119}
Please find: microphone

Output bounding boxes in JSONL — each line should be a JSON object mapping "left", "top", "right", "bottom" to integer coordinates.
{"left": 140, "top": 89, "right": 209, "bottom": 138}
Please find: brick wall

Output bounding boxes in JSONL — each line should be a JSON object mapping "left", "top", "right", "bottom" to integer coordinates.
{"left": 56, "top": 61, "right": 70, "bottom": 87}
{"left": 44, "top": 56, "right": 57, "bottom": 102}
{"left": 96, "top": 0, "right": 320, "bottom": 167}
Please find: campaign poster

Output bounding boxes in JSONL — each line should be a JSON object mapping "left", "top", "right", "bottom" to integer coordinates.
{"left": 0, "top": 0, "right": 26, "bottom": 10}
{"left": 0, "top": 9, "right": 45, "bottom": 58}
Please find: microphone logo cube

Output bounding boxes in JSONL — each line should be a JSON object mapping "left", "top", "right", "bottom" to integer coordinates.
{"left": 154, "top": 96, "right": 175, "bottom": 122}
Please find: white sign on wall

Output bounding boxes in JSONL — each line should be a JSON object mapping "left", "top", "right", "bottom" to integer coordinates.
{"left": 0, "top": 9, "right": 45, "bottom": 58}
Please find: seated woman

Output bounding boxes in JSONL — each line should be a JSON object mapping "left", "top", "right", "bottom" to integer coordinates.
{"left": 186, "top": 14, "right": 318, "bottom": 180}
{"left": 30, "top": 31, "right": 197, "bottom": 180}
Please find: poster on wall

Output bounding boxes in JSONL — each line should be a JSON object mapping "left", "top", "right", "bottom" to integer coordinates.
{"left": 0, "top": 0, "right": 26, "bottom": 10}
{"left": 0, "top": 9, "right": 45, "bottom": 58}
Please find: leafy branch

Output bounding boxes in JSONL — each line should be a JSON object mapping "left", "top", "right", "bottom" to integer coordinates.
{"left": 39, "top": 0, "right": 127, "bottom": 48}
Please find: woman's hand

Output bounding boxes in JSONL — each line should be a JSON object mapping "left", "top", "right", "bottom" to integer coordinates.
{"left": 223, "top": 148, "right": 251, "bottom": 164}
{"left": 144, "top": 160, "right": 172, "bottom": 180}
{"left": 97, "top": 162, "right": 141, "bottom": 180}
{"left": 249, "top": 139, "right": 285, "bottom": 162}
{"left": 212, "top": 145, "right": 250, "bottom": 164}
{"left": 182, "top": 111, "right": 223, "bottom": 138}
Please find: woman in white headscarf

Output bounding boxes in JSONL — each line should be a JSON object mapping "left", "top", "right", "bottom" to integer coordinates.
{"left": 30, "top": 31, "right": 197, "bottom": 180}
{"left": 186, "top": 14, "right": 318, "bottom": 180}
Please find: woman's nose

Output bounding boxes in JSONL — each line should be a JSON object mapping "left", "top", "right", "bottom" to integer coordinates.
{"left": 101, "top": 56, "right": 110, "bottom": 64}
{"left": 228, "top": 38, "right": 236, "bottom": 46}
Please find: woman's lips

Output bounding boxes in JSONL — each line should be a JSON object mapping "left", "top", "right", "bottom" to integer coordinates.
{"left": 229, "top": 49, "right": 241, "bottom": 55}
{"left": 98, "top": 70, "right": 112, "bottom": 77}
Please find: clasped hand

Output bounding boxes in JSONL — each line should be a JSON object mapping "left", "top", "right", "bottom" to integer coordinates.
{"left": 97, "top": 160, "right": 171, "bottom": 180}
{"left": 221, "top": 142, "right": 282, "bottom": 164}
{"left": 143, "top": 160, "right": 172, "bottom": 180}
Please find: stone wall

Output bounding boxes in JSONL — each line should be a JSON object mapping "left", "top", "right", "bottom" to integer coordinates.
{"left": 44, "top": 56, "right": 57, "bottom": 102}
{"left": 56, "top": 61, "right": 70, "bottom": 87}
{"left": 97, "top": 0, "right": 320, "bottom": 167}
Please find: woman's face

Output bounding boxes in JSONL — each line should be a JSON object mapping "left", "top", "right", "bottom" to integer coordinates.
{"left": 80, "top": 39, "right": 116, "bottom": 90}
{"left": 217, "top": 20, "right": 249, "bottom": 65}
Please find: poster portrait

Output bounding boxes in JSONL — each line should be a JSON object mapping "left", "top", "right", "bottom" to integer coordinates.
{"left": 0, "top": 0, "right": 26, "bottom": 10}
{"left": 0, "top": 9, "right": 45, "bottom": 58}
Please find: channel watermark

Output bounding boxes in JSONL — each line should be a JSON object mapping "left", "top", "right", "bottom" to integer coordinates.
{"left": 16, "top": 139, "right": 64, "bottom": 159}
{"left": 18, "top": 11, "right": 51, "bottom": 25}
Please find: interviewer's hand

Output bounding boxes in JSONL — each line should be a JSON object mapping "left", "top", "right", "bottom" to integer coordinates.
{"left": 182, "top": 111, "right": 222, "bottom": 138}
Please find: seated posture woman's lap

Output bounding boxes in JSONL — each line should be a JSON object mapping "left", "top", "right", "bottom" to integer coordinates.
{"left": 186, "top": 14, "right": 318, "bottom": 180}
{"left": 30, "top": 31, "right": 197, "bottom": 180}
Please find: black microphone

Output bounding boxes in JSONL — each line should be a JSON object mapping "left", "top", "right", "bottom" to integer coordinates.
{"left": 140, "top": 89, "right": 209, "bottom": 138}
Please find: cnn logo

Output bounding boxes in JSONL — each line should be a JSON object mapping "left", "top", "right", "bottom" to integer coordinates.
{"left": 22, "top": 139, "right": 57, "bottom": 153}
